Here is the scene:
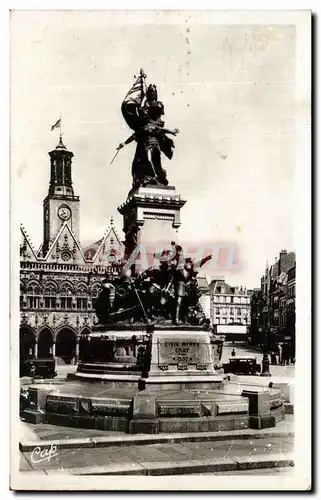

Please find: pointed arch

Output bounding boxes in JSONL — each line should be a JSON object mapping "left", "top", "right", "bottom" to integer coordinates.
{"left": 26, "top": 280, "right": 41, "bottom": 291}
{"left": 79, "top": 327, "right": 91, "bottom": 362}
{"left": 55, "top": 326, "right": 77, "bottom": 365}
{"left": 59, "top": 281, "right": 74, "bottom": 310}
{"left": 37, "top": 327, "right": 54, "bottom": 358}
{"left": 75, "top": 282, "right": 88, "bottom": 294}
{"left": 25, "top": 281, "right": 41, "bottom": 309}
{"left": 80, "top": 327, "right": 91, "bottom": 336}
{"left": 43, "top": 280, "right": 58, "bottom": 292}
{"left": 75, "top": 282, "right": 88, "bottom": 311}
{"left": 20, "top": 325, "right": 36, "bottom": 361}
{"left": 43, "top": 281, "right": 58, "bottom": 309}
{"left": 59, "top": 280, "right": 74, "bottom": 294}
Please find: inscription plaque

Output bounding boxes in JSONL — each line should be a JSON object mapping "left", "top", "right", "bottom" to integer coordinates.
{"left": 149, "top": 331, "right": 216, "bottom": 377}
{"left": 91, "top": 403, "right": 129, "bottom": 416}
{"left": 216, "top": 401, "right": 249, "bottom": 415}
{"left": 157, "top": 403, "right": 201, "bottom": 418}
{"left": 157, "top": 337, "right": 212, "bottom": 369}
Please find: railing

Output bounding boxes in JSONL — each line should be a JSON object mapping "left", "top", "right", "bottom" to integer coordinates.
{"left": 20, "top": 306, "right": 95, "bottom": 313}
{"left": 20, "top": 261, "right": 121, "bottom": 274}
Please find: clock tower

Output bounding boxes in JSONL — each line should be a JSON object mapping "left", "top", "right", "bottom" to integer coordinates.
{"left": 42, "top": 136, "right": 80, "bottom": 256}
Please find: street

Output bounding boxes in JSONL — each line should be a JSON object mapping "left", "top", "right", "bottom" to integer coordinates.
{"left": 221, "top": 342, "right": 295, "bottom": 379}
{"left": 20, "top": 342, "right": 295, "bottom": 389}
{"left": 51, "top": 342, "right": 295, "bottom": 381}
{"left": 20, "top": 433, "right": 294, "bottom": 475}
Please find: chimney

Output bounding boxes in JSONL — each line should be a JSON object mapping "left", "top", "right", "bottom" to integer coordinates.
{"left": 279, "top": 249, "right": 295, "bottom": 273}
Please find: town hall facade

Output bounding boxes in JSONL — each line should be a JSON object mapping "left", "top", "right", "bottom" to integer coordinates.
{"left": 20, "top": 136, "right": 124, "bottom": 366}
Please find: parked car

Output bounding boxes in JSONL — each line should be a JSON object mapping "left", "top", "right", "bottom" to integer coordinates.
{"left": 223, "top": 356, "right": 261, "bottom": 375}
{"left": 20, "top": 358, "right": 57, "bottom": 379}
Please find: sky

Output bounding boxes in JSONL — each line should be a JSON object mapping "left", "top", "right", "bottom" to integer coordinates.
{"left": 11, "top": 11, "right": 298, "bottom": 289}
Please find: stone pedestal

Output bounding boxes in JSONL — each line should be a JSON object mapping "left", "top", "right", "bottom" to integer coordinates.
{"left": 118, "top": 185, "right": 186, "bottom": 272}
{"left": 142, "top": 329, "right": 224, "bottom": 391}
{"left": 241, "top": 389, "right": 278, "bottom": 429}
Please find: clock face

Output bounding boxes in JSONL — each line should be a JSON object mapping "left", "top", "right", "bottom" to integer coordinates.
{"left": 58, "top": 205, "right": 71, "bottom": 221}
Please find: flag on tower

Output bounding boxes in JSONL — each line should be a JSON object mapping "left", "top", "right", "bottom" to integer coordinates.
{"left": 51, "top": 118, "right": 61, "bottom": 131}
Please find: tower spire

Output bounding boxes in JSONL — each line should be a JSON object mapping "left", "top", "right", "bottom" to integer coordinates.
{"left": 48, "top": 135, "right": 74, "bottom": 196}
{"left": 43, "top": 134, "right": 80, "bottom": 257}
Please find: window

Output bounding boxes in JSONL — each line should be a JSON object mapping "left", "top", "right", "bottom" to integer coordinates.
{"left": 44, "top": 283, "right": 57, "bottom": 309}
{"left": 60, "top": 283, "right": 73, "bottom": 309}
{"left": 77, "top": 298, "right": 88, "bottom": 310}
{"left": 226, "top": 296, "right": 231, "bottom": 303}
{"left": 44, "top": 297, "right": 57, "bottom": 308}
{"left": 26, "top": 284, "right": 41, "bottom": 309}
{"left": 60, "top": 297, "right": 72, "bottom": 309}
{"left": 216, "top": 307, "right": 220, "bottom": 315}
{"left": 237, "top": 308, "right": 241, "bottom": 316}
{"left": 230, "top": 307, "right": 234, "bottom": 315}
{"left": 76, "top": 284, "right": 88, "bottom": 310}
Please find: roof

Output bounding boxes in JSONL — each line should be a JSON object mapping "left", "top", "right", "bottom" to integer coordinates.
{"left": 209, "top": 278, "right": 251, "bottom": 296}
{"left": 20, "top": 211, "right": 125, "bottom": 268}
{"left": 83, "top": 238, "right": 104, "bottom": 261}
{"left": 20, "top": 225, "right": 38, "bottom": 261}
{"left": 209, "top": 279, "right": 235, "bottom": 295}
{"left": 270, "top": 261, "right": 279, "bottom": 278}
{"left": 196, "top": 276, "right": 210, "bottom": 292}
{"left": 43, "top": 222, "right": 86, "bottom": 263}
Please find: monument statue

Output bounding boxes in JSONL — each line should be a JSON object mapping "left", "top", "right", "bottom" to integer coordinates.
{"left": 33, "top": 68, "right": 283, "bottom": 440}
{"left": 96, "top": 71, "right": 210, "bottom": 328}
{"left": 93, "top": 244, "right": 211, "bottom": 328}
{"left": 114, "top": 69, "right": 180, "bottom": 190}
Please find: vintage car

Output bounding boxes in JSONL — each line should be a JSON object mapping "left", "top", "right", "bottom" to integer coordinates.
{"left": 223, "top": 356, "right": 261, "bottom": 375}
{"left": 20, "top": 358, "right": 57, "bottom": 379}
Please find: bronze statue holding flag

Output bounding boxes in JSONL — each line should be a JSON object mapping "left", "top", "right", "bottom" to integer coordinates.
{"left": 112, "top": 69, "right": 180, "bottom": 190}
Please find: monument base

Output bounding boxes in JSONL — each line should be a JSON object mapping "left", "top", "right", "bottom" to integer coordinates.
{"left": 72, "top": 326, "right": 223, "bottom": 390}
{"left": 22, "top": 326, "right": 286, "bottom": 434}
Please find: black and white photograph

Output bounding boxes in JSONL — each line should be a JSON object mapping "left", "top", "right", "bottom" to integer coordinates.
{"left": 10, "top": 9, "right": 311, "bottom": 490}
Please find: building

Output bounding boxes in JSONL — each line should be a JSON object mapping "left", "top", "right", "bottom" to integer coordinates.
{"left": 209, "top": 276, "right": 251, "bottom": 327}
{"left": 20, "top": 136, "right": 124, "bottom": 366}
{"left": 284, "top": 264, "right": 296, "bottom": 353}
{"left": 196, "top": 276, "right": 211, "bottom": 320}
{"left": 250, "top": 250, "right": 296, "bottom": 351}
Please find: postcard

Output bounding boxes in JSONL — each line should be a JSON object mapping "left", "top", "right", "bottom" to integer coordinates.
{"left": 10, "top": 9, "right": 311, "bottom": 491}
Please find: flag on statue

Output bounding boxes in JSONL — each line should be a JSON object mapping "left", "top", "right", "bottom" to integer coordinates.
{"left": 51, "top": 119, "right": 61, "bottom": 131}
